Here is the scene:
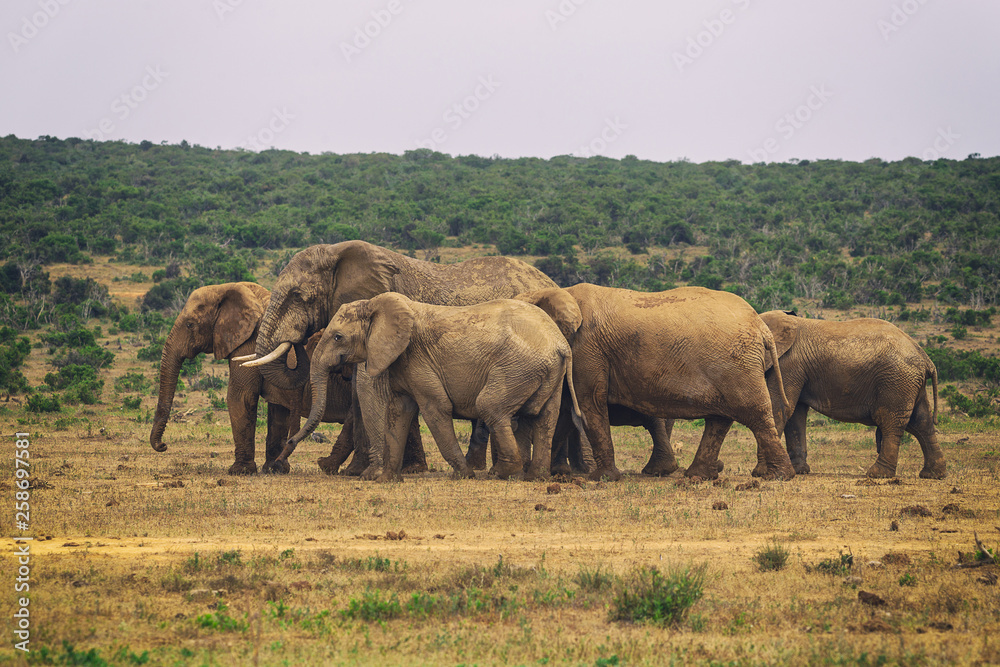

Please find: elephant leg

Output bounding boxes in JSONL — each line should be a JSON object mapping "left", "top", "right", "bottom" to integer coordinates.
{"left": 465, "top": 419, "right": 490, "bottom": 470}
{"left": 641, "top": 417, "right": 679, "bottom": 476}
{"left": 354, "top": 372, "right": 387, "bottom": 481}
{"left": 576, "top": 381, "right": 620, "bottom": 481}
{"left": 745, "top": 404, "right": 795, "bottom": 481}
{"left": 483, "top": 418, "right": 521, "bottom": 479}
{"left": 783, "top": 403, "right": 810, "bottom": 475}
{"left": 686, "top": 417, "right": 732, "bottom": 480}
{"left": 375, "top": 395, "right": 418, "bottom": 483}
{"left": 400, "top": 416, "right": 428, "bottom": 474}
{"left": 226, "top": 387, "right": 258, "bottom": 476}
{"left": 420, "top": 401, "right": 475, "bottom": 479}
{"left": 514, "top": 416, "right": 534, "bottom": 474}
{"left": 523, "top": 391, "right": 561, "bottom": 481}
{"left": 319, "top": 412, "right": 355, "bottom": 475}
{"left": 261, "top": 402, "right": 291, "bottom": 474}
{"left": 910, "top": 393, "right": 946, "bottom": 479}
{"left": 866, "top": 409, "right": 903, "bottom": 478}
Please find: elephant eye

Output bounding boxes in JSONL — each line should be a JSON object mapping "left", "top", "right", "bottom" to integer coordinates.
{"left": 186, "top": 322, "right": 193, "bottom": 329}
{"left": 333, "top": 333, "right": 343, "bottom": 342}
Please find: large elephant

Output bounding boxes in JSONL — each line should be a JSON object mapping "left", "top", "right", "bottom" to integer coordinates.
{"left": 278, "top": 293, "right": 586, "bottom": 482}
{"left": 518, "top": 284, "right": 795, "bottom": 481}
{"left": 241, "top": 241, "right": 558, "bottom": 471}
{"left": 149, "top": 282, "right": 424, "bottom": 475}
{"left": 465, "top": 287, "right": 679, "bottom": 477}
{"left": 756, "top": 310, "right": 944, "bottom": 479}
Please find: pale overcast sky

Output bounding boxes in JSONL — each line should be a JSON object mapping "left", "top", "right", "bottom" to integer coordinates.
{"left": 2, "top": 0, "right": 998, "bottom": 163}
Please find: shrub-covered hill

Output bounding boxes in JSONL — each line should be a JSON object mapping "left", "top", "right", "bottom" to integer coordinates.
{"left": 2, "top": 134, "right": 999, "bottom": 312}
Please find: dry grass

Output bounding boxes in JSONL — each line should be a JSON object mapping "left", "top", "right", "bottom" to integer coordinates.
{"left": 3, "top": 258, "right": 999, "bottom": 664}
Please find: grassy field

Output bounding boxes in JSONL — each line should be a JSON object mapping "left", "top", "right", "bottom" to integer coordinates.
{"left": 2, "top": 258, "right": 999, "bottom": 665}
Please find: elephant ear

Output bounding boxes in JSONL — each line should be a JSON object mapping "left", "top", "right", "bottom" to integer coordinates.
{"left": 364, "top": 293, "right": 415, "bottom": 378}
{"left": 324, "top": 241, "right": 402, "bottom": 313}
{"left": 759, "top": 310, "right": 797, "bottom": 358}
{"left": 514, "top": 288, "right": 582, "bottom": 342}
{"left": 214, "top": 283, "right": 267, "bottom": 360}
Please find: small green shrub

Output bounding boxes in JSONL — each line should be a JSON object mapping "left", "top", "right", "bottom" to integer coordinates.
{"left": 609, "top": 564, "right": 706, "bottom": 626}
{"left": 195, "top": 603, "right": 247, "bottom": 632}
{"left": 26, "top": 392, "right": 61, "bottom": 413}
{"left": 122, "top": 396, "right": 142, "bottom": 410}
{"left": 898, "top": 573, "right": 917, "bottom": 587}
{"left": 576, "top": 564, "right": 615, "bottom": 591}
{"left": 753, "top": 541, "right": 790, "bottom": 572}
{"left": 810, "top": 551, "right": 853, "bottom": 576}
{"left": 340, "top": 589, "right": 402, "bottom": 621}
{"left": 115, "top": 371, "right": 151, "bottom": 393}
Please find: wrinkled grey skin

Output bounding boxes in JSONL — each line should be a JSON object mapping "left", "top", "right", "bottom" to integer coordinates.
{"left": 753, "top": 310, "right": 944, "bottom": 479}
{"left": 247, "top": 241, "right": 558, "bottom": 469}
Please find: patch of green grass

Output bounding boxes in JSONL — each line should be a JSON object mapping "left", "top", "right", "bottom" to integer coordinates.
{"left": 810, "top": 551, "right": 854, "bottom": 576}
{"left": 195, "top": 603, "right": 247, "bottom": 632}
{"left": 754, "top": 541, "right": 791, "bottom": 572}
{"left": 608, "top": 564, "right": 706, "bottom": 626}
{"left": 340, "top": 589, "right": 402, "bottom": 621}
{"left": 575, "top": 564, "right": 615, "bottom": 591}
{"left": 898, "top": 572, "right": 918, "bottom": 587}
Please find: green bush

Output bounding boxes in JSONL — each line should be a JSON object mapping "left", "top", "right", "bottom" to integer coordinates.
{"left": 114, "top": 372, "right": 151, "bottom": 393}
{"left": 44, "top": 364, "right": 104, "bottom": 405}
{"left": 941, "top": 385, "right": 999, "bottom": 418}
{"left": 0, "top": 326, "right": 31, "bottom": 396}
{"left": 340, "top": 589, "right": 402, "bottom": 621}
{"left": 753, "top": 541, "right": 790, "bottom": 572}
{"left": 122, "top": 396, "right": 142, "bottom": 410}
{"left": 26, "top": 392, "right": 61, "bottom": 413}
{"left": 609, "top": 565, "right": 706, "bottom": 626}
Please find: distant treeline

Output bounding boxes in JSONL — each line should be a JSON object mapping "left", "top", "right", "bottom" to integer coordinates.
{"left": 2, "top": 134, "right": 999, "bottom": 314}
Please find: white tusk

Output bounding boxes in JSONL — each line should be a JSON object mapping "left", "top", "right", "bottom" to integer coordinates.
{"left": 231, "top": 353, "right": 258, "bottom": 362}
{"left": 241, "top": 342, "right": 291, "bottom": 368}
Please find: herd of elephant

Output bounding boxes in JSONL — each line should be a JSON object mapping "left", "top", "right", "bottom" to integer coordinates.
{"left": 149, "top": 241, "right": 947, "bottom": 483}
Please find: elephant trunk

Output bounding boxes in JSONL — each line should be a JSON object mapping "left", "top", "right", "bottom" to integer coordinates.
{"left": 255, "top": 295, "right": 312, "bottom": 390}
{"left": 278, "top": 364, "right": 330, "bottom": 461}
{"left": 150, "top": 339, "right": 185, "bottom": 452}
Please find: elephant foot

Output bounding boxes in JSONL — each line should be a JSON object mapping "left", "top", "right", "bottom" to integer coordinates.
{"left": 684, "top": 462, "right": 720, "bottom": 481}
{"left": 375, "top": 471, "right": 404, "bottom": 483}
{"left": 465, "top": 448, "right": 488, "bottom": 471}
{"left": 751, "top": 461, "right": 768, "bottom": 478}
{"left": 642, "top": 460, "right": 679, "bottom": 477}
{"left": 261, "top": 459, "right": 290, "bottom": 475}
{"left": 758, "top": 463, "right": 796, "bottom": 481}
{"left": 401, "top": 461, "right": 428, "bottom": 474}
{"left": 317, "top": 455, "right": 341, "bottom": 476}
{"left": 588, "top": 467, "right": 623, "bottom": 482}
{"left": 360, "top": 465, "right": 384, "bottom": 481}
{"left": 551, "top": 461, "right": 573, "bottom": 476}
{"left": 866, "top": 462, "right": 897, "bottom": 479}
{"left": 227, "top": 460, "right": 258, "bottom": 476}
{"left": 524, "top": 465, "right": 550, "bottom": 482}
{"left": 792, "top": 462, "right": 811, "bottom": 475}
{"left": 343, "top": 454, "right": 368, "bottom": 477}
{"left": 490, "top": 461, "right": 523, "bottom": 480}
{"left": 919, "top": 460, "right": 947, "bottom": 480}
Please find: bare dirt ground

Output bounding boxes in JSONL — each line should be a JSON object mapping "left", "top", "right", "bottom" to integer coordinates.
{"left": 3, "top": 254, "right": 999, "bottom": 665}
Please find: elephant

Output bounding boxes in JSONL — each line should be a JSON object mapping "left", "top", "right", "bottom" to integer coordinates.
{"left": 240, "top": 240, "right": 558, "bottom": 473}
{"left": 755, "top": 310, "right": 944, "bottom": 479}
{"left": 517, "top": 284, "right": 795, "bottom": 481}
{"left": 465, "top": 287, "right": 678, "bottom": 477}
{"left": 149, "top": 282, "right": 425, "bottom": 475}
{"left": 277, "top": 293, "right": 587, "bottom": 482}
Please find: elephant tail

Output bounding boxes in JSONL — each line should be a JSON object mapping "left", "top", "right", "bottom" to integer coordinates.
{"left": 763, "top": 328, "right": 792, "bottom": 426}
{"left": 929, "top": 362, "right": 939, "bottom": 425}
{"left": 562, "top": 349, "right": 588, "bottom": 435}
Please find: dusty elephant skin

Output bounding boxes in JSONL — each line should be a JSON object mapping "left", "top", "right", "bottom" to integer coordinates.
{"left": 756, "top": 310, "right": 945, "bottom": 479}
{"left": 245, "top": 241, "right": 557, "bottom": 469}
{"left": 149, "top": 283, "right": 425, "bottom": 475}
{"left": 522, "top": 284, "right": 795, "bottom": 482}
{"left": 281, "top": 293, "right": 586, "bottom": 483}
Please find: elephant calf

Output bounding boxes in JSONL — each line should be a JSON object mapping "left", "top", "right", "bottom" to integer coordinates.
{"left": 279, "top": 293, "right": 587, "bottom": 482}
{"left": 757, "top": 310, "right": 945, "bottom": 479}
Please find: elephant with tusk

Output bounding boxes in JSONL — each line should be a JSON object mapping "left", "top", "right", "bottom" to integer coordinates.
{"left": 149, "top": 282, "right": 425, "bottom": 475}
